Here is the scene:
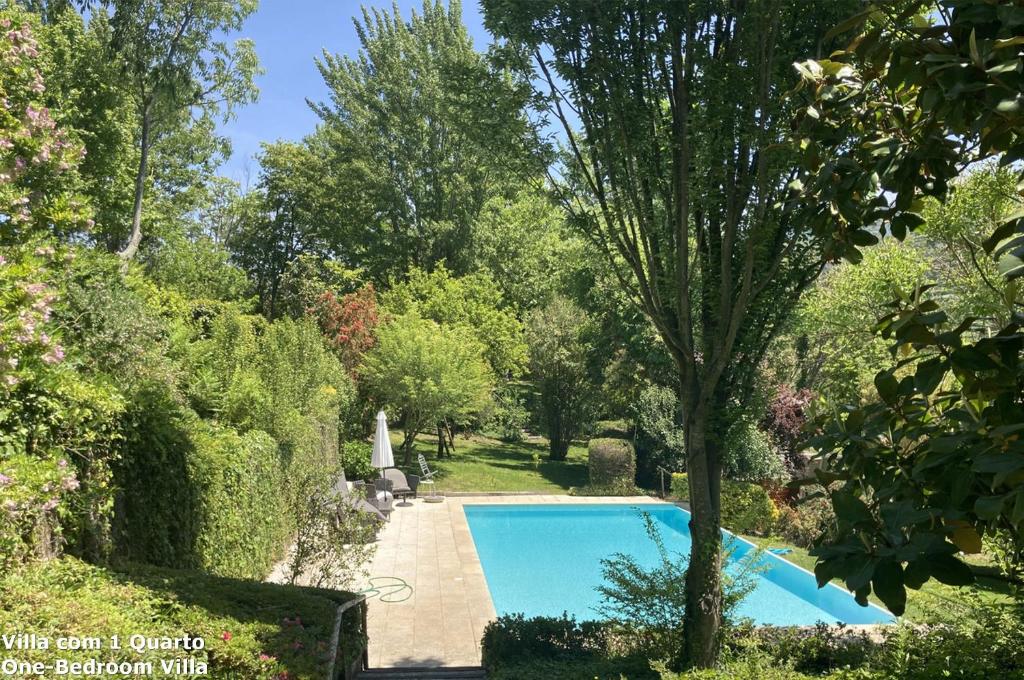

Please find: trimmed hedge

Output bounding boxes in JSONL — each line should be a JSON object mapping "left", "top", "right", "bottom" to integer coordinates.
{"left": 0, "top": 556, "right": 361, "bottom": 680}
{"left": 588, "top": 438, "right": 637, "bottom": 487}
{"left": 671, "top": 473, "right": 778, "bottom": 535}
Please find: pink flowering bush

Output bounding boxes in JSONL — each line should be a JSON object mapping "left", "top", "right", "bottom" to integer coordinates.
{"left": 0, "top": 244, "right": 123, "bottom": 571}
{"left": 0, "top": 7, "right": 90, "bottom": 245}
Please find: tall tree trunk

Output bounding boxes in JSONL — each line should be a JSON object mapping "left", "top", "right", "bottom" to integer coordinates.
{"left": 437, "top": 423, "right": 445, "bottom": 458}
{"left": 118, "top": 107, "right": 151, "bottom": 262}
{"left": 680, "top": 405, "right": 723, "bottom": 668}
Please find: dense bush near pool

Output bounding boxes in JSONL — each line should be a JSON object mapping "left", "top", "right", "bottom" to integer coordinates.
{"left": 671, "top": 473, "right": 778, "bottom": 535}
{"left": 589, "top": 437, "right": 637, "bottom": 487}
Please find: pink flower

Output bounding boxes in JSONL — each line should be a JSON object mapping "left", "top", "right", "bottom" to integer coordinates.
{"left": 42, "top": 346, "right": 64, "bottom": 365}
{"left": 57, "top": 459, "right": 67, "bottom": 469}
{"left": 61, "top": 476, "right": 79, "bottom": 491}
{"left": 220, "top": 631, "right": 232, "bottom": 642}
{"left": 258, "top": 654, "right": 275, "bottom": 662}
{"left": 41, "top": 498, "right": 58, "bottom": 512}
{"left": 0, "top": 474, "right": 11, "bottom": 487}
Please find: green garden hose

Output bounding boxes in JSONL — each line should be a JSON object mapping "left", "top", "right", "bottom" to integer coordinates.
{"left": 358, "top": 576, "right": 413, "bottom": 603}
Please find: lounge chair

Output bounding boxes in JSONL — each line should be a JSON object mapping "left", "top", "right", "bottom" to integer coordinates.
{"left": 329, "top": 474, "right": 388, "bottom": 526}
{"left": 382, "top": 468, "right": 419, "bottom": 501}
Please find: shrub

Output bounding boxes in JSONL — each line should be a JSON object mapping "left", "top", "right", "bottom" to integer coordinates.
{"left": 0, "top": 556, "right": 360, "bottom": 680}
{"left": 188, "top": 425, "right": 290, "bottom": 579}
{"left": 774, "top": 486, "right": 837, "bottom": 548}
{"left": 114, "top": 396, "right": 290, "bottom": 580}
{"left": 481, "top": 613, "right": 610, "bottom": 670}
{"left": 340, "top": 440, "right": 376, "bottom": 482}
{"left": 589, "top": 438, "right": 637, "bottom": 487}
{"left": 485, "top": 381, "right": 529, "bottom": 442}
{"left": 597, "top": 513, "right": 759, "bottom": 668}
{"left": 722, "top": 418, "right": 788, "bottom": 483}
{"left": 569, "top": 480, "right": 645, "bottom": 497}
{"left": 1, "top": 245, "right": 124, "bottom": 569}
{"left": 672, "top": 473, "right": 779, "bottom": 535}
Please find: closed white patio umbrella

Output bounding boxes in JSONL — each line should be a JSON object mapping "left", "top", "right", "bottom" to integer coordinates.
{"left": 371, "top": 410, "right": 395, "bottom": 475}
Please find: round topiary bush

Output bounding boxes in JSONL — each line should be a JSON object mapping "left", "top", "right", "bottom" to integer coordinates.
{"left": 588, "top": 438, "right": 637, "bottom": 487}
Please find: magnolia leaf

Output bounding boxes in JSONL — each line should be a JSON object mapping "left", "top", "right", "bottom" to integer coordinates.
{"left": 950, "top": 525, "right": 982, "bottom": 554}
{"left": 929, "top": 554, "right": 974, "bottom": 586}
{"left": 871, "top": 560, "right": 906, "bottom": 615}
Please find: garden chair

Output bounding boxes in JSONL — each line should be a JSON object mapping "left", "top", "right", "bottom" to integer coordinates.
{"left": 417, "top": 454, "right": 439, "bottom": 499}
{"left": 329, "top": 474, "right": 387, "bottom": 528}
{"left": 382, "top": 468, "right": 419, "bottom": 502}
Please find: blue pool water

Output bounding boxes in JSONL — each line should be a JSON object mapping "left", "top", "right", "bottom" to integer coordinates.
{"left": 464, "top": 504, "right": 895, "bottom": 626}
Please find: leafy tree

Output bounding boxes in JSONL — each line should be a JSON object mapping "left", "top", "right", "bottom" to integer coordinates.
{"left": 472, "top": 189, "right": 580, "bottom": 313}
{"left": 309, "top": 284, "right": 380, "bottom": 374}
{"left": 483, "top": 0, "right": 858, "bottom": 665}
{"left": 230, "top": 142, "right": 336, "bottom": 317}
{"left": 311, "top": 0, "right": 536, "bottom": 283}
{"left": 361, "top": 312, "right": 493, "bottom": 463}
{"left": 792, "top": 0, "right": 1024, "bottom": 614}
{"left": 790, "top": 241, "right": 931, "bottom": 404}
{"left": 526, "top": 298, "right": 597, "bottom": 461}
{"left": 381, "top": 266, "right": 527, "bottom": 377}
{"left": 920, "top": 165, "right": 1022, "bottom": 329}
{"left": 807, "top": 292, "right": 1024, "bottom": 616}
{"left": 105, "top": 0, "right": 259, "bottom": 260}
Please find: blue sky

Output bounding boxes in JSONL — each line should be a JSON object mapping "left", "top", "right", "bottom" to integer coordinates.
{"left": 218, "top": 0, "right": 489, "bottom": 185}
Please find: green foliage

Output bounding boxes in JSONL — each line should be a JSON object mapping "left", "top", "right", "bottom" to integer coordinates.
{"left": 919, "top": 164, "right": 1022, "bottom": 329}
{"left": 471, "top": 189, "right": 580, "bottom": 312}
{"left": 0, "top": 6, "right": 92, "bottom": 245}
{"left": 145, "top": 234, "right": 251, "bottom": 303}
{"left": 484, "top": 381, "right": 529, "bottom": 442}
{"left": 807, "top": 290, "right": 1024, "bottom": 615}
{"left": 0, "top": 244, "right": 125, "bottom": 568}
{"left": 107, "top": 0, "right": 259, "bottom": 259}
{"left": 310, "top": 0, "right": 537, "bottom": 284}
{"left": 597, "top": 514, "right": 759, "bottom": 669}
{"left": 381, "top": 266, "right": 526, "bottom": 377}
{"left": 588, "top": 438, "right": 637, "bottom": 487}
{"left": 673, "top": 474, "right": 779, "bottom": 536}
{"left": 481, "top": 613, "right": 615, "bottom": 671}
{"left": 0, "top": 556, "right": 361, "bottom": 680}
{"left": 774, "top": 487, "right": 837, "bottom": 550}
{"left": 361, "top": 311, "right": 493, "bottom": 459}
{"left": 340, "top": 440, "right": 375, "bottom": 483}
{"left": 722, "top": 419, "right": 788, "bottom": 484}
{"left": 527, "top": 297, "right": 598, "bottom": 461}
{"left": 792, "top": 0, "right": 1024, "bottom": 280}
{"left": 229, "top": 142, "right": 339, "bottom": 318}
{"left": 789, "top": 242, "right": 930, "bottom": 404}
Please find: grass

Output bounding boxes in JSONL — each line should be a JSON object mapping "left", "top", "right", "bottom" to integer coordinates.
{"left": 744, "top": 533, "right": 1019, "bottom": 622}
{"left": 389, "top": 430, "right": 590, "bottom": 493}
{"left": 0, "top": 557, "right": 363, "bottom": 679}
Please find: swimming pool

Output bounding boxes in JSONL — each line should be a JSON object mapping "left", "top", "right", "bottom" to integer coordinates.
{"left": 464, "top": 503, "right": 894, "bottom": 626}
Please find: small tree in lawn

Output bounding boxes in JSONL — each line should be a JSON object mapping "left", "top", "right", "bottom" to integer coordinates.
{"left": 527, "top": 298, "right": 596, "bottom": 461}
{"left": 361, "top": 312, "right": 493, "bottom": 464}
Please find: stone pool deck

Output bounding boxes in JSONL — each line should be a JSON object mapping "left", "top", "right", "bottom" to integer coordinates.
{"left": 363, "top": 494, "right": 663, "bottom": 669}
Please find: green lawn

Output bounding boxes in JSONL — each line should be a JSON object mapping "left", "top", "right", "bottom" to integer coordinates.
{"left": 389, "top": 430, "right": 589, "bottom": 493}
{"left": 744, "top": 533, "right": 1017, "bottom": 622}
